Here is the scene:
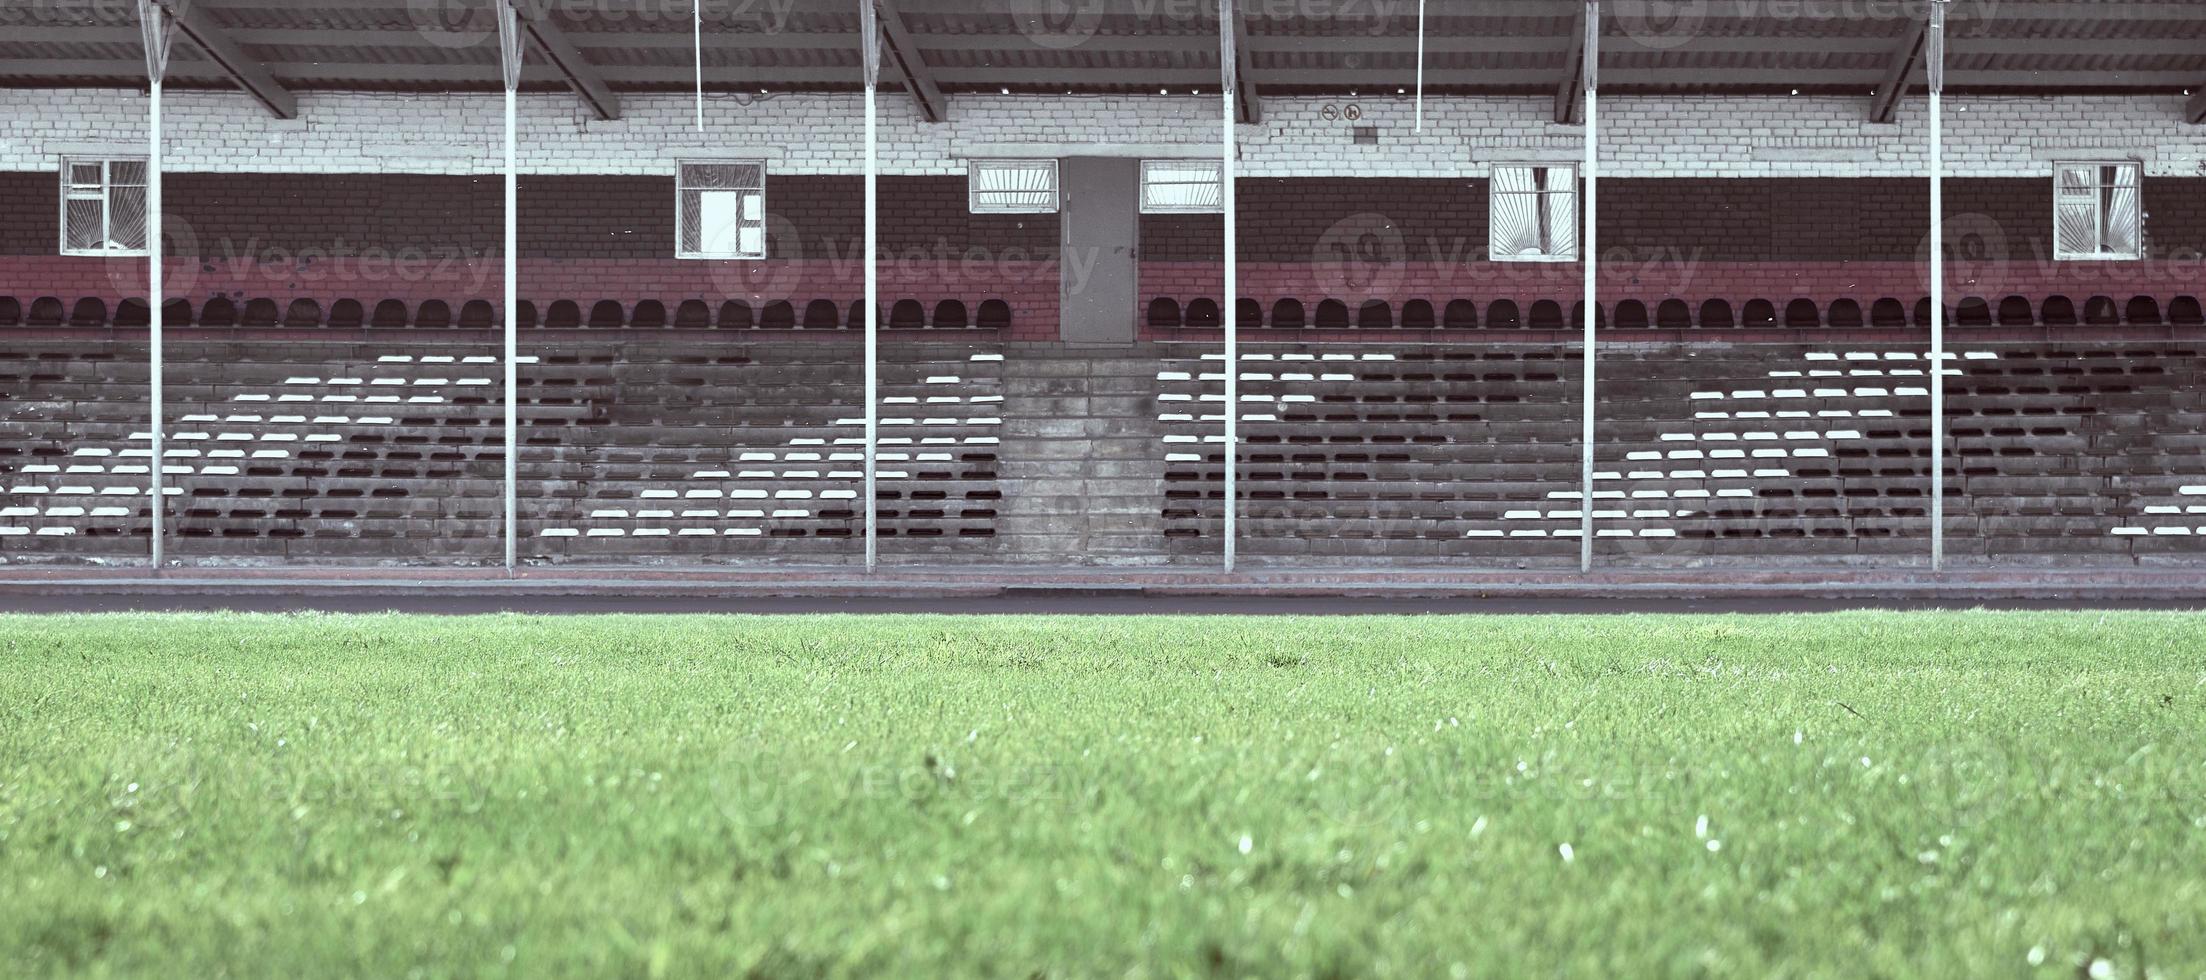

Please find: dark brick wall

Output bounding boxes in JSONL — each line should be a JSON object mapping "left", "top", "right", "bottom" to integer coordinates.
{"left": 0, "top": 171, "right": 58, "bottom": 254}
{"left": 1140, "top": 178, "right": 1489, "bottom": 262}
{"left": 5, "top": 168, "right": 2196, "bottom": 280}
{"left": 0, "top": 172, "right": 1059, "bottom": 260}
{"left": 1135, "top": 176, "right": 2206, "bottom": 261}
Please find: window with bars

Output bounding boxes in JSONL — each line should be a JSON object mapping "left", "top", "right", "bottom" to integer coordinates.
{"left": 1140, "top": 160, "right": 1223, "bottom": 214}
{"left": 60, "top": 157, "right": 149, "bottom": 256}
{"left": 2054, "top": 161, "right": 2142, "bottom": 261}
{"left": 1488, "top": 164, "right": 1578, "bottom": 262}
{"left": 677, "top": 161, "right": 766, "bottom": 260}
{"left": 969, "top": 159, "right": 1058, "bottom": 213}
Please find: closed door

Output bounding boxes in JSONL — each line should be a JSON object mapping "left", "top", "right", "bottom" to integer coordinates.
{"left": 1059, "top": 157, "right": 1138, "bottom": 344}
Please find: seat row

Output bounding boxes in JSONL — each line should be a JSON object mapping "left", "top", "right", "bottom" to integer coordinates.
{"left": 1151, "top": 294, "right": 2206, "bottom": 330}
{"left": 0, "top": 296, "right": 1013, "bottom": 331}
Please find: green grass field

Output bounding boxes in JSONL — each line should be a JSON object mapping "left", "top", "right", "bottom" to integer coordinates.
{"left": 1, "top": 612, "right": 2202, "bottom": 978}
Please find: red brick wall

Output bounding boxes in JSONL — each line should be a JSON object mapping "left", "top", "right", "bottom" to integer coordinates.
{"left": 0, "top": 171, "right": 1058, "bottom": 258}
{"left": 1137, "top": 176, "right": 2206, "bottom": 262}
{"left": 0, "top": 171, "right": 1063, "bottom": 339}
{"left": 8, "top": 170, "right": 2204, "bottom": 340}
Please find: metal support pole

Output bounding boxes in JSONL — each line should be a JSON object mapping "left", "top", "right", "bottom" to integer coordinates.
{"left": 1221, "top": 0, "right": 1239, "bottom": 573}
{"left": 138, "top": 0, "right": 172, "bottom": 573}
{"left": 1578, "top": 0, "right": 1598, "bottom": 572}
{"left": 862, "top": 0, "right": 881, "bottom": 571}
{"left": 503, "top": 85, "right": 518, "bottom": 574}
{"left": 693, "top": 0, "right": 705, "bottom": 131}
{"left": 148, "top": 79, "right": 165, "bottom": 571}
{"left": 497, "top": 0, "right": 523, "bottom": 575}
{"left": 1928, "top": 0, "right": 1946, "bottom": 570}
{"left": 1414, "top": 0, "right": 1426, "bottom": 131}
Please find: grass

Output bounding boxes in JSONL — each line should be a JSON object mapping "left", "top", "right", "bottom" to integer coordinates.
{"left": 0, "top": 612, "right": 2202, "bottom": 978}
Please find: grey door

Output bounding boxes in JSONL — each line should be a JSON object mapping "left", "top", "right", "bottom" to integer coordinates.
{"left": 1058, "top": 157, "right": 1139, "bottom": 344}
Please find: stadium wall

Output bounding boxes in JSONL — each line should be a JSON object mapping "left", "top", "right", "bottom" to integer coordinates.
{"left": 3, "top": 90, "right": 2201, "bottom": 341}
{"left": 4, "top": 91, "right": 2206, "bottom": 567}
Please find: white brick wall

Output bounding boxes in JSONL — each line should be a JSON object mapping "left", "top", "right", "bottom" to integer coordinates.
{"left": 2, "top": 88, "right": 2199, "bottom": 178}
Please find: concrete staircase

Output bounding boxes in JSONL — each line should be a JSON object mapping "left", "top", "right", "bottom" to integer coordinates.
{"left": 988, "top": 342, "right": 1175, "bottom": 565}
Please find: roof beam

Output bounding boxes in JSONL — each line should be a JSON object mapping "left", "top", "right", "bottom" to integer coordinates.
{"left": 507, "top": 0, "right": 620, "bottom": 120}
{"left": 1555, "top": 1, "right": 1586, "bottom": 123}
{"left": 151, "top": 0, "right": 295, "bottom": 118}
{"left": 1232, "top": 4, "right": 1261, "bottom": 123}
{"left": 2188, "top": 87, "right": 2206, "bottom": 124}
{"left": 1869, "top": 15, "right": 1930, "bottom": 122}
{"left": 875, "top": 0, "right": 950, "bottom": 123}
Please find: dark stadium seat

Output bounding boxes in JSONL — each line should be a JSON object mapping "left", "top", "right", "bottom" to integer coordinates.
{"left": 717, "top": 300, "right": 752, "bottom": 329}
{"left": 759, "top": 300, "right": 796, "bottom": 330}
{"left": 240, "top": 298, "right": 280, "bottom": 327}
{"left": 283, "top": 299, "right": 324, "bottom": 327}
{"left": 1485, "top": 299, "right": 1521, "bottom": 329}
{"left": 933, "top": 300, "right": 969, "bottom": 329}
{"left": 544, "top": 300, "right": 582, "bottom": 329}
{"left": 2040, "top": 295, "right": 2076, "bottom": 327}
{"left": 370, "top": 299, "right": 411, "bottom": 328}
{"left": 326, "top": 297, "right": 366, "bottom": 328}
{"left": 976, "top": 299, "right": 1012, "bottom": 330}
{"left": 414, "top": 299, "right": 453, "bottom": 329}
{"left": 1314, "top": 299, "right": 1350, "bottom": 329}
{"left": 1784, "top": 298, "right": 1820, "bottom": 328}
{"left": 1699, "top": 299, "right": 1733, "bottom": 329}
{"left": 1236, "top": 298, "right": 1262, "bottom": 328}
{"left": 674, "top": 299, "right": 711, "bottom": 329}
{"left": 2127, "top": 296, "right": 2163, "bottom": 326}
{"left": 1357, "top": 300, "right": 1392, "bottom": 329}
{"left": 1828, "top": 299, "right": 1862, "bottom": 328}
{"left": 1185, "top": 298, "right": 1220, "bottom": 329}
{"left": 1529, "top": 300, "right": 1564, "bottom": 330}
{"left": 459, "top": 299, "right": 495, "bottom": 329}
{"left": 1442, "top": 299, "right": 1476, "bottom": 329}
{"left": 588, "top": 300, "right": 626, "bottom": 328}
{"left": 1870, "top": 298, "right": 1907, "bottom": 328}
{"left": 1742, "top": 299, "right": 1777, "bottom": 328}
{"left": 199, "top": 297, "right": 238, "bottom": 327}
{"left": 887, "top": 299, "right": 925, "bottom": 329}
{"left": 1147, "top": 297, "right": 1181, "bottom": 328}
{"left": 1401, "top": 299, "right": 1435, "bottom": 329}
{"left": 68, "top": 297, "right": 108, "bottom": 327}
{"left": 2171, "top": 296, "right": 2204, "bottom": 328}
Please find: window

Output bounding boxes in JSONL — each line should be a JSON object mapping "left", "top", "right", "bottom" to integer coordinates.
{"left": 2054, "top": 161, "right": 2142, "bottom": 260}
{"left": 677, "top": 161, "right": 766, "bottom": 260}
{"left": 1140, "top": 160, "right": 1223, "bottom": 214}
{"left": 1489, "top": 164, "right": 1578, "bottom": 262}
{"left": 59, "top": 157, "right": 148, "bottom": 256}
{"left": 969, "top": 159, "right": 1058, "bottom": 213}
